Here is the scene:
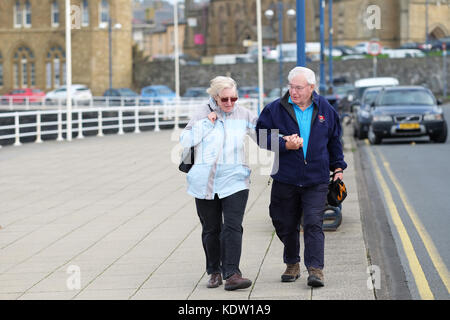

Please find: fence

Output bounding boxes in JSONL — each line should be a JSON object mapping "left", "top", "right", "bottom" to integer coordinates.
{"left": 0, "top": 97, "right": 259, "bottom": 148}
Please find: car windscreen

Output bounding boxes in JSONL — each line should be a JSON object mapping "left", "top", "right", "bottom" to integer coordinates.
{"left": 157, "top": 88, "right": 173, "bottom": 95}
{"left": 362, "top": 90, "right": 380, "bottom": 105}
{"left": 379, "top": 89, "right": 435, "bottom": 106}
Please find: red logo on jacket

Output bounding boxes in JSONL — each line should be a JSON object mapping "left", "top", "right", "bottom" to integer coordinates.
{"left": 318, "top": 115, "right": 325, "bottom": 122}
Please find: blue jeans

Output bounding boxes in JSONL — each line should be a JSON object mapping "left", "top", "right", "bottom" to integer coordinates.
{"left": 269, "top": 180, "right": 328, "bottom": 269}
{"left": 195, "top": 189, "right": 249, "bottom": 280}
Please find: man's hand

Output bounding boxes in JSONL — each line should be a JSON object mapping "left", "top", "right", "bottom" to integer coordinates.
{"left": 283, "top": 134, "right": 303, "bottom": 150}
{"left": 333, "top": 168, "right": 343, "bottom": 181}
{"left": 207, "top": 112, "right": 217, "bottom": 124}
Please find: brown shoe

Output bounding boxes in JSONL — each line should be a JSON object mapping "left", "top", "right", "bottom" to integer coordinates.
{"left": 307, "top": 267, "right": 324, "bottom": 287}
{"left": 207, "top": 273, "right": 223, "bottom": 288}
{"left": 281, "top": 263, "right": 300, "bottom": 282}
{"left": 224, "top": 273, "right": 252, "bottom": 291}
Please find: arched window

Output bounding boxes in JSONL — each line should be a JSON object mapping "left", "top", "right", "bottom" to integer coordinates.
{"left": 13, "top": 45, "right": 35, "bottom": 88}
{"left": 45, "top": 46, "right": 66, "bottom": 89}
{"left": 0, "top": 51, "right": 3, "bottom": 87}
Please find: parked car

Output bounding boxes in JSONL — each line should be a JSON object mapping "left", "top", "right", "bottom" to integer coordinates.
{"left": 383, "top": 49, "right": 425, "bottom": 58}
{"left": 103, "top": 88, "right": 139, "bottom": 106}
{"left": 353, "top": 77, "right": 399, "bottom": 102}
{"left": 352, "top": 87, "right": 383, "bottom": 139}
{"left": 182, "top": 87, "right": 209, "bottom": 98}
{"left": 334, "top": 45, "right": 358, "bottom": 56}
{"left": 325, "top": 84, "right": 355, "bottom": 111}
{"left": 45, "top": 84, "right": 93, "bottom": 105}
{"left": 367, "top": 86, "right": 447, "bottom": 144}
{"left": 141, "top": 85, "right": 176, "bottom": 104}
{"left": 353, "top": 42, "right": 370, "bottom": 54}
{"left": 1, "top": 88, "right": 45, "bottom": 104}
{"left": 399, "top": 42, "right": 422, "bottom": 50}
{"left": 264, "top": 86, "right": 289, "bottom": 105}
{"left": 238, "top": 86, "right": 262, "bottom": 99}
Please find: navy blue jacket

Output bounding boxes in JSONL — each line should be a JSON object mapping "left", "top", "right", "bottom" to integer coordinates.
{"left": 256, "top": 91, "right": 347, "bottom": 187}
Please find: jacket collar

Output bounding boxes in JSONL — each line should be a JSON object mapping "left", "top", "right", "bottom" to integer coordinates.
{"left": 280, "top": 90, "right": 320, "bottom": 125}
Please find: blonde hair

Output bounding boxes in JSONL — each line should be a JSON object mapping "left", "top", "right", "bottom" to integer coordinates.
{"left": 206, "top": 76, "right": 238, "bottom": 97}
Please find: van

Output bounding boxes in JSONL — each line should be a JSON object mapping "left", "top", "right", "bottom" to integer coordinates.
{"left": 354, "top": 77, "right": 399, "bottom": 100}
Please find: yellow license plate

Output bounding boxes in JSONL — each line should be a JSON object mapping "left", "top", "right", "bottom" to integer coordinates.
{"left": 398, "top": 123, "right": 420, "bottom": 130}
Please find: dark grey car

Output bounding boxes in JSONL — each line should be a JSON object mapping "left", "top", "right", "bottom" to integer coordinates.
{"left": 367, "top": 86, "right": 447, "bottom": 144}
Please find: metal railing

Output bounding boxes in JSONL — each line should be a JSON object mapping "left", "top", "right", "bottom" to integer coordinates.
{"left": 0, "top": 97, "right": 258, "bottom": 148}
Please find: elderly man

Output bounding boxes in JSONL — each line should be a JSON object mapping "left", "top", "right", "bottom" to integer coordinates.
{"left": 256, "top": 67, "right": 347, "bottom": 287}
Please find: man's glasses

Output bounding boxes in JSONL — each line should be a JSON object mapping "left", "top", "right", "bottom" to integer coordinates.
{"left": 288, "top": 84, "right": 309, "bottom": 91}
{"left": 219, "top": 96, "right": 238, "bottom": 103}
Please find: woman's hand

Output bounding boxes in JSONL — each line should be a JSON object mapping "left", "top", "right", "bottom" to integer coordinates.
{"left": 208, "top": 112, "right": 217, "bottom": 124}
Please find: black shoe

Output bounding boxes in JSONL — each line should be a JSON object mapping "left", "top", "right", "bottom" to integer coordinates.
{"left": 224, "top": 273, "right": 252, "bottom": 291}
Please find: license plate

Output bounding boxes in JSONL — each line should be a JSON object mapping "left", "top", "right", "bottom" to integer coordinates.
{"left": 398, "top": 123, "right": 420, "bottom": 130}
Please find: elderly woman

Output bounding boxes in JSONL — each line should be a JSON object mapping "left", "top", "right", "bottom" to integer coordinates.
{"left": 179, "top": 76, "right": 257, "bottom": 291}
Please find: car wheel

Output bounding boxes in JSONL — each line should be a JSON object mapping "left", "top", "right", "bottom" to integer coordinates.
{"left": 368, "top": 125, "right": 381, "bottom": 145}
{"left": 431, "top": 121, "right": 447, "bottom": 143}
{"left": 357, "top": 124, "right": 367, "bottom": 140}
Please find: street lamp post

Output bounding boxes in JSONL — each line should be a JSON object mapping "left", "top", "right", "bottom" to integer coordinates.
{"left": 265, "top": 3, "right": 295, "bottom": 98}
{"left": 328, "top": 0, "right": 333, "bottom": 91}
{"left": 107, "top": 17, "right": 122, "bottom": 90}
{"left": 65, "top": 0, "right": 72, "bottom": 141}
{"left": 296, "top": 0, "right": 306, "bottom": 67}
{"left": 319, "top": 0, "right": 326, "bottom": 95}
{"left": 173, "top": 0, "right": 181, "bottom": 130}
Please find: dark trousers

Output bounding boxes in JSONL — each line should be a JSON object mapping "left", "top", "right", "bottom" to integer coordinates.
{"left": 195, "top": 189, "right": 249, "bottom": 280}
{"left": 269, "top": 180, "right": 328, "bottom": 269}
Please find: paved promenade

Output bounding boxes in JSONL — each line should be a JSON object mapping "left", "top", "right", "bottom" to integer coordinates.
{"left": 0, "top": 127, "right": 374, "bottom": 300}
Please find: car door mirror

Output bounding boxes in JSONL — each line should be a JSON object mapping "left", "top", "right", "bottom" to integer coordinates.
{"left": 436, "top": 98, "right": 442, "bottom": 105}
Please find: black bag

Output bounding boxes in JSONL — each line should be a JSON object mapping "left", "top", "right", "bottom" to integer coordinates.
{"left": 178, "top": 104, "right": 213, "bottom": 173}
{"left": 327, "top": 171, "right": 347, "bottom": 207}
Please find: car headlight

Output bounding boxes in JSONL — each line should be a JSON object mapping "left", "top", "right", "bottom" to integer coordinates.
{"left": 423, "top": 113, "right": 443, "bottom": 121}
{"left": 372, "top": 115, "right": 392, "bottom": 122}
{"left": 360, "top": 110, "right": 370, "bottom": 118}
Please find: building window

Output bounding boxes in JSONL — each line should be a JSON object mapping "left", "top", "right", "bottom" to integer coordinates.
{"left": 46, "top": 46, "right": 66, "bottom": 89}
{"left": 100, "top": 0, "right": 110, "bottom": 26}
{"left": 13, "top": 46, "right": 35, "bottom": 88}
{"left": 52, "top": 1, "right": 59, "bottom": 27}
{"left": 14, "top": 1, "right": 22, "bottom": 28}
{"left": 25, "top": 0, "right": 32, "bottom": 27}
{"left": 82, "top": 0, "right": 89, "bottom": 26}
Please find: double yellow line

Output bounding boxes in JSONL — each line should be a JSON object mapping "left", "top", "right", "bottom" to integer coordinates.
{"left": 365, "top": 140, "right": 450, "bottom": 300}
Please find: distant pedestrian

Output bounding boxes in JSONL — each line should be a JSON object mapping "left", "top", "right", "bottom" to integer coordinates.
{"left": 256, "top": 67, "right": 347, "bottom": 287}
{"left": 179, "top": 76, "right": 257, "bottom": 291}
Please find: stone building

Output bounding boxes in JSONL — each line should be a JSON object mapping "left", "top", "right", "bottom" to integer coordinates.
{"left": 183, "top": 0, "right": 450, "bottom": 57}
{"left": 0, "top": 0, "right": 133, "bottom": 96}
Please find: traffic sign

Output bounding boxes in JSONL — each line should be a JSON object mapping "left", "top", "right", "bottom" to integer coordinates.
{"left": 368, "top": 41, "right": 382, "bottom": 56}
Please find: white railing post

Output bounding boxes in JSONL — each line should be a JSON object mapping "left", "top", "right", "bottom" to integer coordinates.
{"left": 154, "top": 107, "right": 160, "bottom": 132}
{"left": 77, "top": 109, "right": 84, "bottom": 139}
{"left": 173, "top": 98, "right": 180, "bottom": 131}
{"left": 14, "top": 112, "right": 22, "bottom": 146}
{"left": 25, "top": 97, "right": 30, "bottom": 110}
{"left": 118, "top": 108, "right": 124, "bottom": 135}
{"left": 35, "top": 110, "right": 43, "bottom": 143}
{"left": 97, "top": 109, "right": 104, "bottom": 137}
{"left": 134, "top": 106, "right": 140, "bottom": 133}
{"left": 57, "top": 108, "right": 64, "bottom": 141}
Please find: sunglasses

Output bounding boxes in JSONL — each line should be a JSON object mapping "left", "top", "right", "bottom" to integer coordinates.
{"left": 219, "top": 96, "right": 238, "bottom": 103}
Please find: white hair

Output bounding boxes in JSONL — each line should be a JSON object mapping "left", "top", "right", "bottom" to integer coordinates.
{"left": 206, "top": 76, "right": 237, "bottom": 97}
{"left": 288, "top": 67, "right": 316, "bottom": 86}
